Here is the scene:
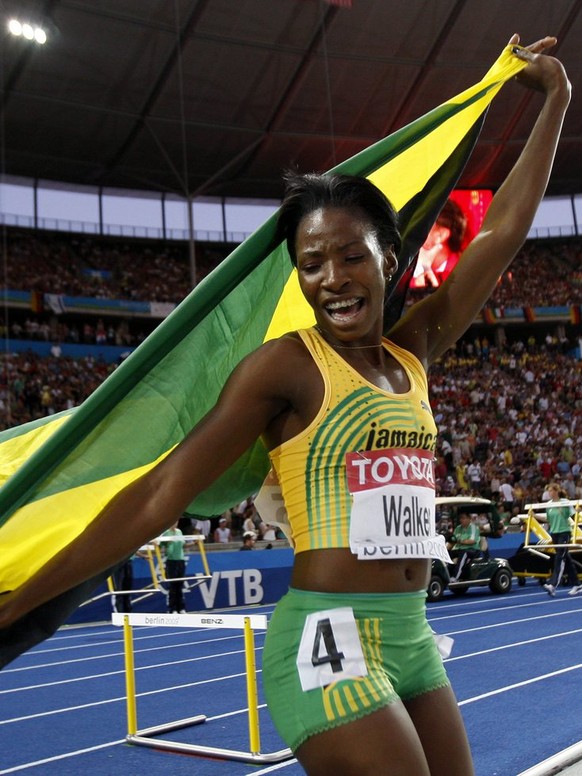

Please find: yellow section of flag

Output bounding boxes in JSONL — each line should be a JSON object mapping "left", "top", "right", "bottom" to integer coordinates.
{"left": 0, "top": 449, "right": 173, "bottom": 591}
{"left": 0, "top": 415, "right": 71, "bottom": 488}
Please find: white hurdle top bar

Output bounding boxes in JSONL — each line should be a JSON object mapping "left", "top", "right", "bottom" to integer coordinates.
{"left": 112, "top": 611, "right": 268, "bottom": 630}
{"left": 525, "top": 501, "right": 581, "bottom": 510}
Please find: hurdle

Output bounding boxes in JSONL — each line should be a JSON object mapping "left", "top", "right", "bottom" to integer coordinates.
{"left": 112, "top": 611, "right": 293, "bottom": 764}
{"left": 513, "top": 501, "right": 582, "bottom": 583}
{"left": 131, "top": 534, "right": 212, "bottom": 605}
{"left": 522, "top": 500, "right": 582, "bottom": 553}
{"left": 83, "top": 534, "right": 212, "bottom": 610}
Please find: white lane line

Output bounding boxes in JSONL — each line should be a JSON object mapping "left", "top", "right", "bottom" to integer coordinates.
{"left": 445, "top": 626, "right": 582, "bottom": 662}
{"left": 0, "top": 647, "right": 249, "bottom": 694}
{"left": 10, "top": 627, "right": 241, "bottom": 657}
{"left": 0, "top": 738, "right": 127, "bottom": 774}
{"left": 443, "top": 607, "right": 582, "bottom": 636}
{"left": 0, "top": 705, "right": 278, "bottom": 773}
{"left": 458, "top": 662, "right": 582, "bottom": 706}
{"left": 2, "top": 632, "right": 251, "bottom": 672}
{"left": 0, "top": 670, "right": 252, "bottom": 725}
{"left": 429, "top": 596, "right": 582, "bottom": 623}
{"left": 428, "top": 589, "right": 546, "bottom": 613}
{"left": 253, "top": 760, "right": 300, "bottom": 774}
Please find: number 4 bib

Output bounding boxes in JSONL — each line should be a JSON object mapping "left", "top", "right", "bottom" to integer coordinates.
{"left": 296, "top": 607, "right": 367, "bottom": 692}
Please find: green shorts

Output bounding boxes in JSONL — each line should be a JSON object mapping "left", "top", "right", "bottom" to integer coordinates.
{"left": 262, "top": 587, "right": 449, "bottom": 752}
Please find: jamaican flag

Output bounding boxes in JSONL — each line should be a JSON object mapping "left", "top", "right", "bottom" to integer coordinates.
{"left": 0, "top": 45, "right": 526, "bottom": 667}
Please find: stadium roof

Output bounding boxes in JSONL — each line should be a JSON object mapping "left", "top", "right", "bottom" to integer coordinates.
{"left": 2, "top": 0, "right": 581, "bottom": 201}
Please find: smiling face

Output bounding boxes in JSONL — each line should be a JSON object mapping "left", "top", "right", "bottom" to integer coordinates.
{"left": 295, "top": 206, "right": 397, "bottom": 345}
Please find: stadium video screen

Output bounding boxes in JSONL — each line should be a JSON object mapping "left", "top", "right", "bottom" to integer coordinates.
{"left": 410, "top": 189, "right": 493, "bottom": 289}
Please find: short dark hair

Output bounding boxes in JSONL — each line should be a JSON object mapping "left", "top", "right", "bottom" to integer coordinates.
{"left": 275, "top": 171, "right": 401, "bottom": 265}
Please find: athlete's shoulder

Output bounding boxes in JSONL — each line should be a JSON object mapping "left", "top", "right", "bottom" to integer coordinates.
{"left": 247, "top": 330, "right": 312, "bottom": 365}
{"left": 228, "top": 331, "right": 315, "bottom": 395}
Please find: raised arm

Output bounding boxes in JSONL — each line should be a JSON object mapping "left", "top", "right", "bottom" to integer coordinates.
{"left": 394, "top": 35, "right": 571, "bottom": 365}
{"left": 0, "top": 340, "right": 296, "bottom": 629}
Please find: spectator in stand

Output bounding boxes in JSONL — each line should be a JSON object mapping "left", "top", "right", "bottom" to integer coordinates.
{"left": 564, "top": 472, "right": 577, "bottom": 500}
{"left": 499, "top": 478, "right": 515, "bottom": 513}
{"left": 455, "top": 462, "right": 469, "bottom": 493}
{"left": 489, "top": 470, "right": 501, "bottom": 501}
{"left": 513, "top": 481, "right": 526, "bottom": 512}
{"left": 192, "top": 516, "right": 211, "bottom": 539}
{"left": 240, "top": 531, "right": 257, "bottom": 550}
{"left": 213, "top": 516, "right": 232, "bottom": 544}
{"left": 231, "top": 498, "right": 254, "bottom": 536}
{"left": 242, "top": 505, "right": 261, "bottom": 535}
{"left": 466, "top": 459, "right": 483, "bottom": 494}
{"left": 259, "top": 522, "right": 278, "bottom": 542}
{"left": 441, "top": 437, "right": 454, "bottom": 474}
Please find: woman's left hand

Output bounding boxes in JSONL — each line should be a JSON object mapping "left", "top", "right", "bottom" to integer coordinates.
{"left": 510, "top": 34, "right": 571, "bottom": 100}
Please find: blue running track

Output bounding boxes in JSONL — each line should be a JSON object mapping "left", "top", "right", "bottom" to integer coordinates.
{"left": 1, "top": 583, "right": 582, "bottom": 775}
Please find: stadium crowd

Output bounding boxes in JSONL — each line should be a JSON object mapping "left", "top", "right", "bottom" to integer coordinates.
{"left": 0, "top": 350, "right": 115, "bottom": 428}
{"left": 488, "top": 239, "right": 582, "bottom": 307}
{"left": 0, "top": 316, "right": 143, "bottom": 348}
{"left": 3, "top": 228, "right": 581, "bottom": 310}
{"left": 431, "top": 341, "right": 582, "bottom": 513}
{"left": 3, "top": 228, "right": 229, "bottom": 303}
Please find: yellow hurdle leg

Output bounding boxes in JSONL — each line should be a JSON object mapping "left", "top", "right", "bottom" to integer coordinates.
{"left": 154, "top": 545, "right": 166, "bottom": 580}
{"left": 244, "top": 617, "right": 260, "bottom": 754}
{"left": 123, "top": 615, "right": 138, "bottom": 736}
{"left": 145, "top": 548, "right": 160, "bottom": 589}
{"left": 198, "top": 538, "right": 211, "bottom": 578}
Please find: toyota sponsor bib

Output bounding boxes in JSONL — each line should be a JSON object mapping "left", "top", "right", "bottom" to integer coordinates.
{"left": 346, "top": 448, "right": 451, "bottom": 562}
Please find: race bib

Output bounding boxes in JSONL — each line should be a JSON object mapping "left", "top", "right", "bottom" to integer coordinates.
{"left": 296, "top": 607, "right": 367, "bottom": 692}
{"left": 346, "top": 448, "right": 451, "bottom": 562}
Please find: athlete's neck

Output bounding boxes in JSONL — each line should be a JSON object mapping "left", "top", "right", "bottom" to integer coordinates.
{"left": 315, "top": 326, "right": 383, "bottom": 350}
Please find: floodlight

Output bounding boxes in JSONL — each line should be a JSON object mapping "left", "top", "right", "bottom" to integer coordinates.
{"left": 7, "top": 19, "right": 22, "bottom": 36}
{"left": 7, "top": 18, "right": 49, "bottom": 43}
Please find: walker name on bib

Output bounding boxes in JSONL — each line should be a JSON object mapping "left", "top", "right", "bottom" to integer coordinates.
{"left": 383, "top": 493, "right": 432, "bottom": 537}
{"left": 346, "top": 448, "right": 450, "bottom": 562}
